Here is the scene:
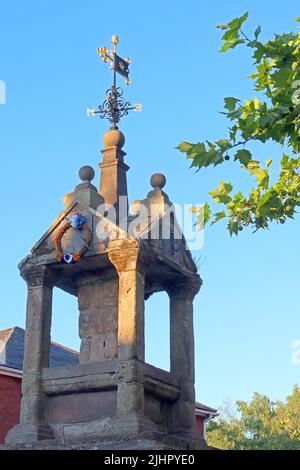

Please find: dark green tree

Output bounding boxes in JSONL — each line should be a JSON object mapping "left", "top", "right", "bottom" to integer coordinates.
{"left": 207, "top": 386, "right": 300, "bottom": 449}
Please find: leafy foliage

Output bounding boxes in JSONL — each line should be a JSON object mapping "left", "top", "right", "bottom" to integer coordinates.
{"left": 177, "top": 13, "right": 300, "bottom": 235}
{"left": 207, "top": 386, "right": 300, "bottom": 450}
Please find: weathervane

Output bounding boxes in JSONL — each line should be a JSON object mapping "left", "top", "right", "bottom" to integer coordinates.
{"left": 87, "top": 35, "right": 141, "bottom": 129}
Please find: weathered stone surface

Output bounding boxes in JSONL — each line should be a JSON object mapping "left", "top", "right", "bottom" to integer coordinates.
{"left": 5, "top": 432, "right": 206, "bottom": 450}
{"left": 7, "top": 135, "right": 204, "bottom": 450}
{"left": 168, "top": 279, "right": 200, "bottom": 434}
{"left": 144, "top": 377, "right": 179, "bottom": 402}
{"left": 11, "top": 266, "right": 54, "bottom": 445}
{"left": 48, "top": 390, "right": 117, "bottom": 424}
{"left": 42, "top": 359, "right": 118, "bottom": 380}
{"left": 52, "top": 414, "right": 158, "bottom": 442}
{"left": 109, "top": 241, "right": 145, "bottom": 362}
{"left": 5, "top": 423, "right": 53, "bottom": 446}
{"left": 99, "top": 138, "right": 129, "bottom": 211}
{"left": 77, "top": 272, "right": 119, "bottom": 362}
{"left": 43, "top": 372, "right": 117, "bottom": 395}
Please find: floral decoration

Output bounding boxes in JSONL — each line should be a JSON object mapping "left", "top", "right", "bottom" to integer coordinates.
{"left": 69, "top": 212, "right": 87, "bottom": 231}
{"left": 54, "top": 212, "right": 92, "bottom": 264}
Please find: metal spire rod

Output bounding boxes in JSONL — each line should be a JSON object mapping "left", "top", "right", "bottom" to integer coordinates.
{"left": 112, "top": 34, "right": 117, "bottom": 90}
{"left": 87, "top": 34, "right": 141, "bottom": 129}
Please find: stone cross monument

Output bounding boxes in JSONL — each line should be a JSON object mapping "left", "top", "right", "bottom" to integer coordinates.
{"left": 6, "top": 37, "right": 203, "bottom": 450}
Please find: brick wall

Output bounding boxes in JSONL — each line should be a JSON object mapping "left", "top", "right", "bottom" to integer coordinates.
{"left": 195, "top": 414, "right": 205, "bottom": 438}
{"left": 0, "top": 374, "right": 21, "bottom": 443}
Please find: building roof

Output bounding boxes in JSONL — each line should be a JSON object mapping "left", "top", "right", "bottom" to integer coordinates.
{"left": 0, "top": 326, "right": 79, "bottom": 371}
{"left": 195, "top": 402, "right": 218, "bottom": 417}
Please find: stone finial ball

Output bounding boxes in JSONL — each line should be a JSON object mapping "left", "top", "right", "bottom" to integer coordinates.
{"left": 150, "top": 173, "right": 166, "bottom": 189}
{"left": 79, "top": 165, "right": 95, "bottom": 182}
{"left": 103, "top": 129, "right": 125, "bottom": 149}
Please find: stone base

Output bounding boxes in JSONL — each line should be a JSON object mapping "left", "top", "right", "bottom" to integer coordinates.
{"left": 5, "top": 423, "right": 54, "bottom": 446}
{"left": 173, "top": 430, "right": 206, "bottom": 450}
{"left": 5, "top": 433, "right": 206, "bottom": 450}
{"left": 4, "top": 416, "right": 205, "bottom": 450}
{"left": 54, "top": 414, "right": 158, "bottom": 442}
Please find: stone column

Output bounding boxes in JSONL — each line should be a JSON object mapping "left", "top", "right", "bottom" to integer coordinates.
{"left": 6, "top": 265, "right": 55, "bottom": 445}
{"left": 108, "top": 239, "right": 145, "bottom": 418}
{"left": 168, "top": 275, "right": 201, "bottom": 437}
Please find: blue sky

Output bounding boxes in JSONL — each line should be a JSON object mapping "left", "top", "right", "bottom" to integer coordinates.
{"left": 1, "top": 0, "right": 300, "bottom": 411}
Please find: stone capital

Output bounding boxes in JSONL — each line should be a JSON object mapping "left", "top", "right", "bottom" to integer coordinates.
{"left": 109, "top": 240, "right": 154, "bottom": 275}
{"left": 20, "top": 265, "right": 56, "bottom": 288}
{"left": 109, "top": 238, "right": 139, "bottom": 273}
{"left": 168, "top": 275, "right": 202, "bottom": 301}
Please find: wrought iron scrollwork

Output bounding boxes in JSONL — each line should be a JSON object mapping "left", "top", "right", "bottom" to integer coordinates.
{"left": 98, "top": 86, "right": 133, "bottom": 127}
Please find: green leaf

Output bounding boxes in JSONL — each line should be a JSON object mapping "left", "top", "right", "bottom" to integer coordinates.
{"left": 221, "top": 181, "right": 233, "bottom": 193}
{"left": 216, "top": 138, "right": 230, "bottom": 149}
{"left": 176, "top": 141, "right": 193, "bottom": 153}
{"left": 256, "top": 169, "right": 269, "bottom": 190}
{"left": 224, "top": 97, "right": 241, "bottom": 111}
{"left": 220, "top": 38, "right": 245, "bottom": 53}
{"left": 227, "top": 107, "right": 243, "bottom": 120}
{"left": 203, "top": 202, "right": 211, "bottom": 226}
{"left": 254, "top": 25, "right": 261, "bottom": 40}
{"left": 272, "top": 68, "right": 293, "bottom": 88}
{"left": 195, "top": 203, "right": 211, "bottom": 230}
{"left": 209, "top": 181, "right": 233, "bottom": 204}
{"left": 260, "top": 114, "right": 274, "bottom": 127}
{"left": 219, "top": 12, "right": 249, "bottom": 52}
{"left": 234, "top": 149, "right": 252, "bottom": 165}
{"left": 227, "top": 11, "right": 249, "bottom": 31}
{"left": 216, "top": 24, "right": 228, "bottom": 30}
{"left": 247, "top": 40, "right": 258, "bottom": 48}
{"left": 211, "top": 210, "right": 226, "bottom": 225}
{"left": 253, "top": 42, "right": 265, "bottom": 63}
{"left": 228, "top": 219, "right": 239, "bottom": 236}
{"left": 247, "top": 160, "right": 261, "bottom": 175}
